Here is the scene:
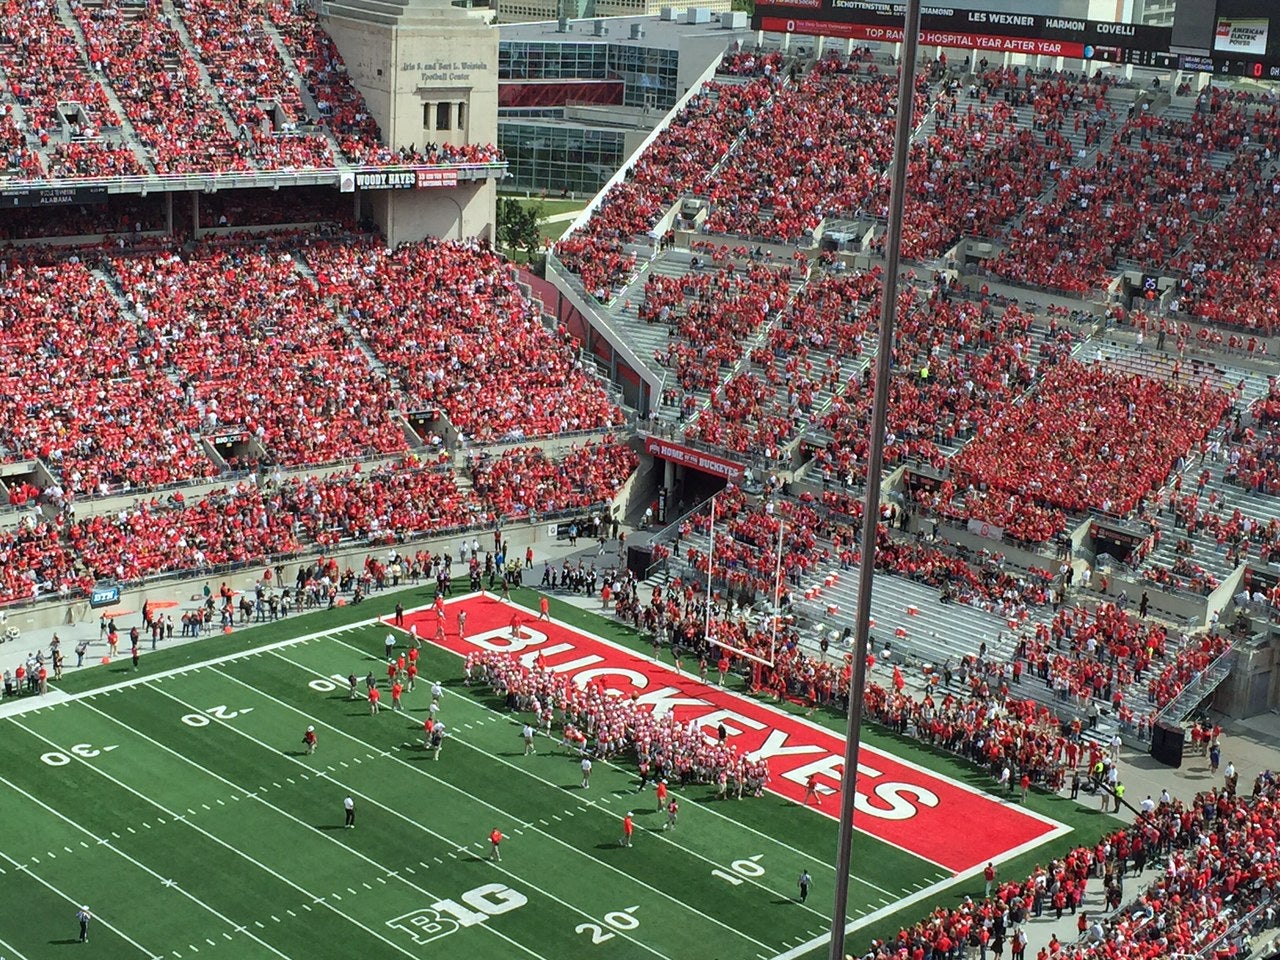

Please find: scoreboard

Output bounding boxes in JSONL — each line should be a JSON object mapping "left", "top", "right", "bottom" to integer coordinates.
{"left": 749, "top": 5, "right": 1172, "bottom": 61}
{"left": 750, "top": 0, "right": 1280, "bottom": 79}
{"left": 1200, "top": 0, "right": 1280, "bottom": 77}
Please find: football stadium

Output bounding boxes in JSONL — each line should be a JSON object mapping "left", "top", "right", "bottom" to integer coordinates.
{"left": 1, "top": 0, "right": 1280, "bottom": 958}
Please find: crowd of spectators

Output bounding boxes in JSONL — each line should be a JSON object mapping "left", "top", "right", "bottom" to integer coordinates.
{"left": 683, "top": 272, "right": 875, "bottom": 455}
{"left": 984, "top": 86, "right": 1280, "bottom": 293}
{"left": 951, "top": 361, "right": 1231, "bottom": 516}
{"left": 74, "top": 0, "right": 261, "bottom": 174}
{"left": 0, "top": 0, "right": 505, "bottom": 179}
{"left": 0, "top": 0, "right": 146, "bottom": 178}
{"left": 265, "top": 0, "right": 501, "bottom": 168}
{"left": 555, "top": 65, "right": 781, "bottom": 299}
{"left": 866, "top": 779, "right": 1280, "bottom": 960}
{"left": 812, "top": 290, "right": 1073, "bottom": 492}
{"left": 0, "top": 439, "right": 635, "bottom": 604}
{"left": 703, "top": 57, "right": 923, "bottom": 242}
{"left": 642, "top": 260, "right": 794, "bottom": 398}
{"left": 311, "top": 238, "right": 624, "bottom": 443}
{"left": 0, "top": 259, "right": 217, "bottom": 497}
{"left": 468, "top": 439, "right": 638, "bottom": 519}
{"left": 867, "top": 65, "right": 1112, "bottom": 260}
{"left": 111, "top": 245, "right": 410, "bottom": 467}
{"left": 675, "top": 485, "right": 1050, "bottom": 618}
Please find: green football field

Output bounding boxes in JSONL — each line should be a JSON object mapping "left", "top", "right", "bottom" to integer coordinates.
{"left": 0, "top": 588, "right": 1111, "bottom": 960}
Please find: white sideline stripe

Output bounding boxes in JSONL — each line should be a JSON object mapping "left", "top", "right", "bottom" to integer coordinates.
{"left": 46, "top": 620, "right": 375, "bottom": 705}
{"left": 0, "top": 847, "right": 158, "bottom": 958}
{"left": 28, "top": 595, "right": 1068, "bottom": 949}
{"left": 266, "top": 647, "right": 822, "bottom": 937}
{"left": 71, "top": 699, "right": 552, "bottom": 960}
{"left": 6, "top": 718, "right": 425, "bottom": 960}
{"left": 429, "top": 596, "right": 1073, "bottom": 873}
{"left": 313, "top": 634, "right": 838, "bottom": 919}
{"left": 146, "top": 679, "right": 681, "bottom": 960}
{"left": 0, "top": 770, "right": 294, "bottom": 960}
{"left": 0, "top": 933, "right": 34, "bottom": 960}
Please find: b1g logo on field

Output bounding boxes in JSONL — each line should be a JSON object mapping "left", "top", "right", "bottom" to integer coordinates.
{"left": 388, "top": 883, "right": 527, "bottom": 944}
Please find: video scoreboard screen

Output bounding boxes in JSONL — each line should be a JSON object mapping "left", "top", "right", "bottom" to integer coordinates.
{"left": 749, "top": 0, "right": 1280, "bottom": 80}
{"left": 749, "top": 3, "right": 1172, "bottom": 59}
{"left": 1213, "top": 0, "right": 1275, "bottom": 59}
{"left": 1201, "top": 0, "right": 1280, "bottom": 77}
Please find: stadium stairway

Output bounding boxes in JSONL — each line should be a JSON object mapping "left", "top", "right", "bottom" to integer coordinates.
{"left": 260, "top": 18, "right": 344, "bottom": 155}
{"left": 56, "top": 0, "right": 154, "bottom": 174}
{"left": 291, "top": 251, "right": 391, "bottom": 378}
{"left": 162, "top": 0, "right": 245, "bottom": 143}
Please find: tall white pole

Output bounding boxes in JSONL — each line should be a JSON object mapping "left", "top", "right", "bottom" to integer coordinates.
{"left": 705, "top": 495, "right": 716, "bottom": 644}
{"left": 771, "top": 516, "right": 784, "bottom": 659}
{"left": 829, "top": 3, "right": 923, "bottom": 957}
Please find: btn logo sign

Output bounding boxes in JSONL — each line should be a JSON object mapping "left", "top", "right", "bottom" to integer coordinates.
{"left": 89, "top": 583, "right": 120, "bottom": 609}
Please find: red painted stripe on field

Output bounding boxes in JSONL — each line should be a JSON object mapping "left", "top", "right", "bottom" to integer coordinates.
{"left": 397, "top": 597, "right": 1058, "bottom": 875}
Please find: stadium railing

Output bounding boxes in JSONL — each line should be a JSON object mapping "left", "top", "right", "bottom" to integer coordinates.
{"left": 0, "top": 161, "right": 507, "bottom": 197}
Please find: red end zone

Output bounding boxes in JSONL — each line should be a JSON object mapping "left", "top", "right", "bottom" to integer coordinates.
{"left": 399, "top": 596, "right": 1065, "bottom": 875}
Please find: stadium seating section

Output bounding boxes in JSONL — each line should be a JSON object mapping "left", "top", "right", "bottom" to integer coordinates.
{"left": 3, "top": 29, "right": 1280, "bottom": 960}
{"left": 0, "top": 0, "right": 499, "bottom": 179}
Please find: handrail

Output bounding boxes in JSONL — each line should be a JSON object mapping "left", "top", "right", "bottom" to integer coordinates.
{"left": 0, "top": 161, "right": 508, "bottom": 196}
{"left": 647, "top": 495, "right": 715, "bottom": 548}
{"left": 1142, "top": 641, "right": 1239, "bottom": 736}
{"left": 554, "top": 50, "right": 730, "bottom": 243}
{"left": 545, "top": 251, "right": 663, "bottom": 400}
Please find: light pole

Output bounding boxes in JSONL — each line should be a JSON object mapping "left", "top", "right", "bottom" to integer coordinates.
{"left": 828, "top": 3, "right": 923, "bottom": 959}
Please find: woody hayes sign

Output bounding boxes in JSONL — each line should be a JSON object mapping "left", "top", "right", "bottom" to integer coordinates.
{"left": 406, "top": 597, "right": 1065, "bottom": 874}
{"left": 353, "top": 169, "right": 460, "bottom": 190}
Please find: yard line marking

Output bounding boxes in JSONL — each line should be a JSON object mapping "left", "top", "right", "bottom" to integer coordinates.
{"left": 0, "top": 846, "right": 158, "bottom": 957}
{"left": 10, "top": 718, "right": 426, "bottom": 960}
{"left": 0, "top": 933, "right": 35, "bottom": 960}
{"left": 316, "top": 634, "right": 878, "bottom": 905}
{"left": 0, "top": 769, "right": 295, "bottom": 960}
{"left": 209, "top": 661, "right": 767, "bottom": 956}
{"left": 317, "top": 655, "right": 843, "bottom": 918}
{"left": 160, "top": 683, "right": 686, "bottom": 960}
{"left": 70, "top": 699, "right": 553, "bottom": 960}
